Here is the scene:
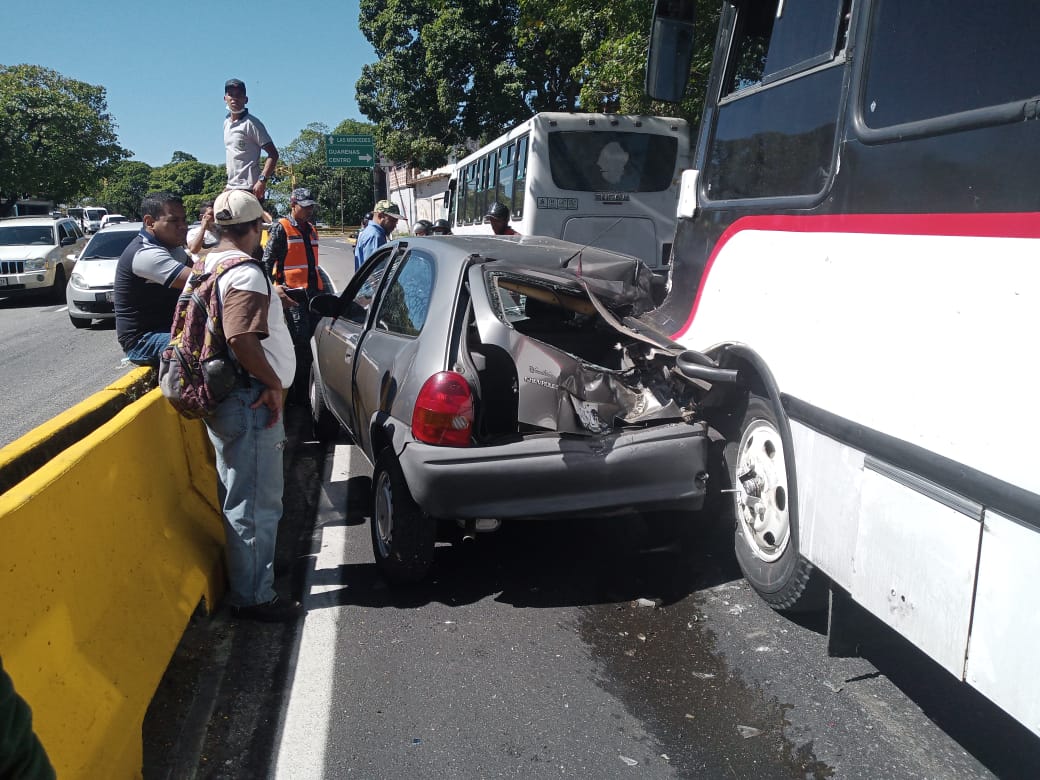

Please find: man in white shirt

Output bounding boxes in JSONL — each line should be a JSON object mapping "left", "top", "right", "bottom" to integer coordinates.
{"left": 223, "top": 78, "right": 278, "bottom": 200}
{"left": 205, "top": 188, "right": 301, "bottom": 623}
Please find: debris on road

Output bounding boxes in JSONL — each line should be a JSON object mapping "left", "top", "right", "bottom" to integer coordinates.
{"left": 737, "top": 725, "right": 762, "bottom": 739}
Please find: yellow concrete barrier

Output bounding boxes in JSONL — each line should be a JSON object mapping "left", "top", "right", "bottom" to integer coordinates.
{"left": 0, "top": 376, "right": 225, "bottom": 778}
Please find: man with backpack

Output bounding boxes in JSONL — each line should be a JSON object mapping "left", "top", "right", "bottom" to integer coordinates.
{"left": 203, "top": 189, "right": 302, "bottom": 622}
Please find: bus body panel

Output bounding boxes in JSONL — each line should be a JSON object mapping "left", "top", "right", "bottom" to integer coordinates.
{"left": 968, "top": 510, "right": 1040, "bottom": 735}
{"left": 652, "top": 0, "right": 1040, "bottom": 736}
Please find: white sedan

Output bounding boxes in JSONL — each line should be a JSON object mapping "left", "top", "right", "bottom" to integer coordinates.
{"left": 66, "top": 222, "right": 141, "bottom": 328}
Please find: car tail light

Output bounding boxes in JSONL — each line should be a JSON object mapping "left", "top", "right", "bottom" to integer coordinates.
{"left": 412, "top": 372, "right": 474, "bottom": 447}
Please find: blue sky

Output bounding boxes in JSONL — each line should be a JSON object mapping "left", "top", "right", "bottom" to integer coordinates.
{"left": 3, "top": 0, "right": 377, "bottom": 167}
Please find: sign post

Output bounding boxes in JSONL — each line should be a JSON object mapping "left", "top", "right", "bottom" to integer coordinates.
{"left": 325, "top": 135, "right": 376, "bottom": 168}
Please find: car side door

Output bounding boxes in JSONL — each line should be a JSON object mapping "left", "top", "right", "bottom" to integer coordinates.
{"left": 352, "top": 248, "right": 438, "bottom": 459}
{"left": 314, "top": 246, "right": 398, "bottom": 439}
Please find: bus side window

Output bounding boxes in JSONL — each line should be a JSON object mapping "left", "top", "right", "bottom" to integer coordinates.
{"left": 498, "top": 143, "right": 516, "bottom": 215}
{"left": 466, "top": 164, "right": 478, "bottom": 224}
{"left": 515, "top": 136, "right": 529, "bottom": 218}
{"left": 707, "top": 0, "right": 846, "bottom": 201}
{"left": 725, "top": 0, "right": 846, "bottom": 95}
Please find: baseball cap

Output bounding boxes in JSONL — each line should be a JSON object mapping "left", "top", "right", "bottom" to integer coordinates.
{"left": 213, "top": 189, "right": 264, "bottom": 225}
{"left": 291, "top": 188, "right": 317, "bottom": 207}
{"left": 224, "top": 78, "right": 246, "bottom": 94}
{"left": 374, "top": 199, "right": 404, "bottom": 219}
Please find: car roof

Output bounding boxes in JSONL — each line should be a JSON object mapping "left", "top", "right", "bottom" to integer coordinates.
{"left": 0, "top": 216, "right": 67, "bottom": 227}
{"left": 85, "top": 222, "right": 143, "bottom": 236}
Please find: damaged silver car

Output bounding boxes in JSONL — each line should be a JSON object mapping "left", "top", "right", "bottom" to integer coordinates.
{"left": 309, "top": 235, "right": 714, "bottom": 583}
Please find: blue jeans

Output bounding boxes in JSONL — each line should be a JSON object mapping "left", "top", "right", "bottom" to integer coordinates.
{"left": 204, "top": 384, "right": 286, "bottom": 607}
{"left": 125, "top": 331, "right": 170, "bottom": 366}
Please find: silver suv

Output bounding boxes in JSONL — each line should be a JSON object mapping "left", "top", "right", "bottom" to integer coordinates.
{"left": 0, "top": 216, "right": 86, "bottom": 302}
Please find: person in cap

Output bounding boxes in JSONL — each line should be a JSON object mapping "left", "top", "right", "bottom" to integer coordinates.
{"left": 223, "top": 78, "right": 279, "bottom": 201}
{"left": 486, "top": 201, "right": 519, "bottom": 236}
{"left": 431, "top": 218, "right": 452, "bottom": 235}
{"left": 261, "top": 186, "right": 323, "bottom": 403}
{"left": 203, "top": 189, "right": 303, "bottom": 623}
{"left": 354, "top": 199, "right": 405, "bottom": 271}
{"left": 413, "top": 219, "right": 433, "bottom": 236}
{"left": 262, "top": 187, "right": 323, "bottom": 296}
{"left": 114, "top": 192, "right": 192, "bottom": 366}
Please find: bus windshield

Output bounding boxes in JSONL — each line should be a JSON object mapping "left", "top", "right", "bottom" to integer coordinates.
{"left": 547, "top": 131, "right": 678, "bottom": 192}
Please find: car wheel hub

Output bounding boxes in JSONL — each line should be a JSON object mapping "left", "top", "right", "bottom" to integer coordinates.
{"left": 735, "top": 420, "right": 790, "bottom": 563}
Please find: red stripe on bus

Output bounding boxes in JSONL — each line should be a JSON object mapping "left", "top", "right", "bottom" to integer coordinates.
{"left": 671, "top": 212, "right": 1040, "bottom": 340}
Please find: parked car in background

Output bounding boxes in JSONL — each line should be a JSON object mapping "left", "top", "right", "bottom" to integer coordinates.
{"left": 0, "top": 216, "right": 87, "bottom": 302}
{"left": 82, "top": 207, "right": 108, "bottom": 233}
{"left": 99, "top": 214, "right": 129, "bottom": 230}
{"left": 66, "top": 222, "right": 141, "bottom": 328}
{"left": 308, "top": 234, "right": 714, "bottom": 584}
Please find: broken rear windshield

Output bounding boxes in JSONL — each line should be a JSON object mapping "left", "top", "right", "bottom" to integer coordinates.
{"left": 547, "top": 131, "right": 678, "bottom": 193}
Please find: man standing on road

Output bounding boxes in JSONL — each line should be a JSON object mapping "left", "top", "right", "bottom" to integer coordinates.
{"left": 223, "top": 78, "right": 278, "bottom": 202}
{"left": 262, "top": 187, "right": 323, "bottom": 296}
{"left": 354, "top": 199, "right": 404, "bottom": 271}
{"left": 205, "top": 189, "right": 302, "bottom": 623}
{"left": 114, "top": 192, "right": 191, "bottom": 366}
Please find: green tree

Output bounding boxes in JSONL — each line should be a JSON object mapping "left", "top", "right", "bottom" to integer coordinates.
{"left": 355, "top": 1, "right": 718, "bottom": 168}
{"left": 97, "top": 160, "right": 152, "bottom": 218}
{"left": 0, "top": 64, "right": 129, "bottom": 216}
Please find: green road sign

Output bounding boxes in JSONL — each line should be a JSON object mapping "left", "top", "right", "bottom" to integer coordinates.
{"left": 325, "top": 134, "right": 376, "bottom": 168}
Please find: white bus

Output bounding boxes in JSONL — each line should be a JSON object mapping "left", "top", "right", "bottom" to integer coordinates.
{"left": 447, "top": 112, "right": 689, "bottom": 274}
{"left": 647, "top": 0, "right": 1040, "bottom": 739}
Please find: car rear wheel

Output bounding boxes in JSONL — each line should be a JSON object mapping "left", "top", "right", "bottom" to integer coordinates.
{"left": 725, "top": 395, "right": 827, "bottom": 612}
{"left": 50, "top": 267, "right": 67, "bottom": 304}
{"left": 371, "top": 450, "right": 436, "bottom": 584}
{"left": 69, "top": 313, "right": 91, "bottom": 329}
{"left": 309, "top": 365, "right": 342, "bottom": 443}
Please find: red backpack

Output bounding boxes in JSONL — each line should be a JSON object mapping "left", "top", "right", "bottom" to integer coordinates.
{"left": 158, "top": 254, "right": 265, "bottom": 419}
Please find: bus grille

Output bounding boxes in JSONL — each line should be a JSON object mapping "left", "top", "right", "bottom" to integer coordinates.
{"left": 1, "top": 261, "right": 25, "bottom": 275}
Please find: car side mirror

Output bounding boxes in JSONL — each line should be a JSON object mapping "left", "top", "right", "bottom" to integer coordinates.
{"left": 309, "top": 294, "right": 340, "bottom": 318}
{"left": 60, "top": 236, "right": 78, "bottom": 247}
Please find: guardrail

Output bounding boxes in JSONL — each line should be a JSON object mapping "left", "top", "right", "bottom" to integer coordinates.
{"left": 0, "top": 369, "right": 225, "bottom": 778}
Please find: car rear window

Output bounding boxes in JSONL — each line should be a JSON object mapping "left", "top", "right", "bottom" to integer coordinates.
{"left": 0, "top": 226, "right": 55, "bottom": 246}
{"left": 376, "top": 251, "right": 435, "bottom": 337}
{"left": 81, "top": 230, "right": 137, "bottom": 259}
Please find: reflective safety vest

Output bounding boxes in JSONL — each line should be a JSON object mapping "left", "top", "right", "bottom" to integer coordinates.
{"left": 275, "top": 218, "right": 323, "bottom": 291}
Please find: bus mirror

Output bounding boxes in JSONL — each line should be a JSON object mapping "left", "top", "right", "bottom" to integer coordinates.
{"left": 645, "top": 0, "right": 696, "bottom": 103}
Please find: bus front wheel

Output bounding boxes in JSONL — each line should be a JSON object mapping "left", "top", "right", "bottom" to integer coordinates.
{"left": 724, "top": 396, "right": 826, "bottom": 612}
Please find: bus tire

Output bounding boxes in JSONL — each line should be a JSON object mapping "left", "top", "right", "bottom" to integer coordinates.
{"left": 724, "top": 395, "right": 826, "bottom": 612}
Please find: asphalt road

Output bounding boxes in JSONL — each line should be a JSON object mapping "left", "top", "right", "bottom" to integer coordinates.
{"left": 143, "top": 411, "right": 1040, "bottom": 779}
{"left": 0, "top": 235, "right": 356, "bottom": 449}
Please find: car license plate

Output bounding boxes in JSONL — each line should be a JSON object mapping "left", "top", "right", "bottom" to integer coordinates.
{"left": 0, "top": 278, "right": 7, "bottom": 286}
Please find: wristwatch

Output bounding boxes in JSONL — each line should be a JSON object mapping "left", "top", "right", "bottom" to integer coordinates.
{"left": 258, "top": 175, "right": 267, "bottom": 183}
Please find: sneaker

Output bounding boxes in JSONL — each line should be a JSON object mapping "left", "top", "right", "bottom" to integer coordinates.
{"left": 230, "top": 596, "right": 305, "bottom": 623}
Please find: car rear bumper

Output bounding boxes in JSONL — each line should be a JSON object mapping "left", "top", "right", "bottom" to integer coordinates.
{"left": 397, "top": 421, "right": 709, "bottom": 519}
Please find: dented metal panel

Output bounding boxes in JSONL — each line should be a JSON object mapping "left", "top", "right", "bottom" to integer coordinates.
{"left": 469, "top": 264, "right": 696, "bottom": 435}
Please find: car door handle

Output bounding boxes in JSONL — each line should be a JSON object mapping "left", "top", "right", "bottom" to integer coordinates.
{"left": 346, "top": 333, "right": 359, "bottom": 346}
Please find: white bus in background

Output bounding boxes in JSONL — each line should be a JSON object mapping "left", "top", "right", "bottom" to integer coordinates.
{"left": 447, "top": 113, "right": 689, "bottom": 274}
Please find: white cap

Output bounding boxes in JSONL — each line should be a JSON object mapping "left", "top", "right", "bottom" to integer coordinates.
{"left": 214, "top": 189, "right": 264, "bottom": 225}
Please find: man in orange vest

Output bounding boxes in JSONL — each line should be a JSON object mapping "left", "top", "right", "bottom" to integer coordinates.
{"left": 262, "top": 187, "right": 323, "bottom": 404}
{"left": 263, "top": 187, "right": 323, "bottom": 295}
